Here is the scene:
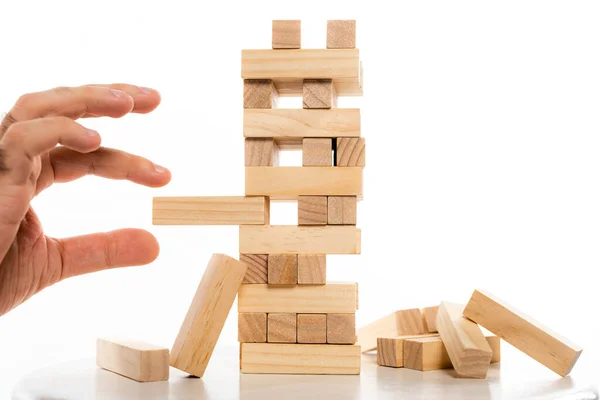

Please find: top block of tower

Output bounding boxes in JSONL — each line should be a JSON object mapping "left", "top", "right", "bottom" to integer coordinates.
{"left": 272, "top": 20, "right": 301, "bottom": 49}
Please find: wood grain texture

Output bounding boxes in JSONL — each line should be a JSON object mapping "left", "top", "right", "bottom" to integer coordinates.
{"left": 241, "top": 343, "right": 360, "bottom": 375}
{"left": 238, "top": 283, "right": 357, "bottom": 314}
{"left": 327, "top": 313, "right": 356, "bottom": 344}
{"left": 245, "top": 138, "right": 279, "bottom": 166}
{"left": 267, "top": 254, "right": 298, "bottom": 285}
{"left": 272, "top": 20, "right": 300, "bottom": 49}
{"left": 327, "top": 196, "right": 357, "bottom": 225}
{"left": 421, "top": 306, "right": 439, "bottom": 333}
{"left": 244, "top": 109, "right": 361, "bottom": 139}
{"left": 463, "top": 290, "right": 581, "bottom": 377}
{"left": 302, "top": 138, "right": 333, "bottom": 166}
{"left": 327, "top": 20, "right": 356, "bottom": 49}
{"left": 244, "top": 79, "right": 278, "bottom": 109}
{"left": 238, "top": 313, "right": 267, "bottom": 343}
{"left": 240, "top": 254, "right": 268, "bottom": 284}
{"left": 297, "top": 314, "right": 327, "bottom": 344}
{"left": 376, "top": 334, "right": 440, "bottom": 368}
{"left": 297, "top": 254, "right": 326, "bottom": 284}
{"left": 170, "top": 254, "right": 248, "bottom": 377}
{"left": 96, "top": 338, "right": 169, "bottom": 382}
{"left": 436, "top": 302, "right": 492, "bottom": 379}
{"left": 239, "top": 225, "right": 361, "bottom": 254}
{"left": 303, "top": 80, "right": 336, "bottom": 109}
{"left": 298, "top": 196, "right": 328, "bottom": 225}
{"left": 267, "top": 314, "right": 297, "bottom": 343}
{"left": 358, "top": 309, "right": 427, "bottom": 352}
{"left": 245, "top": 167, "right": 363, "bottom": 199}
{"left": 336, "top": 138, "right": 365, "bottom": 167}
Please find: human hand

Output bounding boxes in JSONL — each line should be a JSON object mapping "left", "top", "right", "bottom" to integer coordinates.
{"left": 0, "top": 84, "right": 171, "bottom": 316}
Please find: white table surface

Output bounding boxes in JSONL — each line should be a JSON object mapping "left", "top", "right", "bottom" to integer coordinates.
{"left": 11, "top": 346, "right": 599, "bottom": 400}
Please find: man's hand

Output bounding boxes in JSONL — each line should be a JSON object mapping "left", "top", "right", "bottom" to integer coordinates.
{"left": 0, "top": 84, "right": 171, "bottom": 316}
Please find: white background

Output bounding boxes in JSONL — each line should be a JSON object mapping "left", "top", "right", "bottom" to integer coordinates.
{"left": 1, "top": 0, "right": 599, "bottom": 395}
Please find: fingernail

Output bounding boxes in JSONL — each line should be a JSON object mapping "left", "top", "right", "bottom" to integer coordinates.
{"left": 87, "top": 129, "right": 99, "bottom": 137}
{"left": 139, "top": 87, "right": 154, "bottom": 95}
{"left": 110, "top": 89, "right": 126, "bottom": 98}
{"left": 154, "top": 163, "right": 167, "bottom": 174}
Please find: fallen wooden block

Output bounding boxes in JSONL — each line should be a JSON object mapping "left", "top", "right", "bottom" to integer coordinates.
{"left": 245, "top": 167, "right": 363, "bottom": 199}
{"left": 358, "top": 309, "right": 427, "bottom": 352}
{"left": 463, "top": 289, "right": 583, "bottom": 377}
{"left": 244, "top": 79, "right": 278, "bottom": 109}
{"left": 336, "top": 138, "right": 365, "bottom": 167}
{"left": 436, "top": 302, "right": 492, "bottom": 379}
{"left": 297, "top": 254, "right": 326, "bottom": 284}
{"left": 96, "top": 338, "right": 169, "bottom": 382}
{"left": 302, "top": 138, "right": 333, "bottom": 166}
{"left": 272, "top": 20, "right": 301, "bottom": 49}
{"left": 238, "top": 283, "right": 358, "bottom": 314}
{"left": 303, "top": 79, "right": 336, "bottom": 109}
{"left": 245, "top": 138, "right": 279, "bottom": 166}
{"left": 170, "top": 254, "right": 248, "bottom": 377}
{"left": 153, "top": 196, "right": 269, "bottom": 225}
{"left": 327, "top": 20, "right": 356, "bottom": 49}
{"left": 241, "top": 343, "right": 361, "bottom": 375}
{"left": 238, "top": 313, "right": 267, "bottom": 343}
{"left": 298, "top": 196, "right": 328, "bottom": 225}
{"left": 239, "top": 254, "right": 268, "bottom": 284}
{"left": 327, "top": 313, "right": 356, "bottom": 344}
{"left": 267, "top": 254, "right": 298, "bottom": 285}
{"left": 297, "top": 314, "right": 327, "bottom": 344}
{"left": 268, "top": 313, "right": 297, "bottom": 343}
{"left": 328, "top": 196, "right": 357, "bottom": 225}
{"left": 376, "top": 334, "right": 440, "bottom": 368}
{"left": 421, "top": 306, "right": 439, "bottom": 333}
{"left": 239, "top": 225, "right": 361, "bottom": 254}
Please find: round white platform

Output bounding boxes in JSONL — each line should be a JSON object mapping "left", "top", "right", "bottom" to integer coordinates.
{"left": 11, "top": 346, "right": 599, "bottom": 400}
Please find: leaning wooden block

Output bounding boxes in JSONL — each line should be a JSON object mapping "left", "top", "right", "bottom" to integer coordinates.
{"left": 238, "top": 313, "right": 267, "bottom": 343}
{"left": 96, "top": 338, "right": 169, "bottom": 382}
{"left": 239, "top": 225, "right": 361, "bottom": 254}
{"left": 298, "top": 196, "right": 328, "bottom": 225}
{"left": 272, "top": 20, "right": 301, "bottom": 49}
{"left": 376, "top": 334, "right": 440, "bottom": 368}
{"left": 303, "top": 138, "right": 333, "bottom": 166}
{"left": 303, "top": 80, "right": 336, "bottom": 109}
{"left": 327, "top": 313, "right": 356, "bottom": 344}
{"left": 436, "top": 301, "right": 492, "bottom": 379}
{"left": 170, "top": 254, "right": 247, "bottom": 377}
{"left": 267, "top": 254, "right": 298, "bottom": 285}
{"left": 336, "top": 138, "right": 365, "bottom": 167}
{"left": 238, "top": 283, "right": 357, "bottom": 314}
{"left": 241, "top": 343, "right": 360, "bottom": 375}
{"left": 421, "top": 306, "right": 439, "bottom": 333}
{"left": 327, "top": 20, "right": 356, "bottom": 49}
{"left": 244, "top": 79, "right": 278, "bottom": 109}
{"left": 240, "top": 254, "right": 268, "bottom": 284}
{"left": 358, "top": 309, "right": 427, "bottom": 352}
{"left": 245, "top": 138, "right": 279, "bottom": 166}
{"left": 297, "top": 254, "right": 326, "bottom": 284}
{"left": 297, "top": 314, "right": 327, "bottom": 344}
{"left": 463, "top": 289, "right": 582, "bottom": 377}
{"left": 328, "top": 196, "right": 357, "bottom": 225}
{"left": 268, "top": 313, "right": 297, "bottom": 343}
{"left": 153, "top": 196, "right": 269, "bottom": 226}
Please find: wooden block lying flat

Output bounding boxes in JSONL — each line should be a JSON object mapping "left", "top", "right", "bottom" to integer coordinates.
{"left": 297, "top": 254, "right": 326, "bottom": 284}
{"left": 272, "top": 20, "right": 300, "bottom": 49}
{"left": 244, "top": 79, "right": 278, "bottom": 109}
{"left": 436, "top": 302, "right": 492, "bottom": 379}
{"left": 153, "top": 196, "right": 269, "bottom": 226}
{"left": 303, "top": 79, "right": 336, "bottom": 109}
{"left": 170, "top": 254, "right": 248, "bottom": 377}
{"left": 96, "top": 338, "right": 169, "bottom": 382}
{"left": 327, "top": 20, "right": 356, "bottom": 49}
{"left": 376, "top": 334, "right": 440, "bottom": 368}
{"left": 245, "top": 138, "right": 279, "bottom": 166}
{"left": 302, "top": 138, "right": 333, "bottom": 166}
{"left": 243, "top": 109, "right": 361, "bottom": 139}
{"left": 328, "top": 196, "right": 357, "bottom": 225}
{"left": 327, "top": 313, "right": 356, "bottom": 344}
{"left": 238, "top": 313, "right": 267, "bottom": 343}
{"left": 245, "top": 167, "right": 363, "bottom": 199}
{"left": 336, "top": 138, "right": 365, "bottom": 167}
{"left": 238, "top": 283, "right": 357, "bottom": 314}
{"left": 241, "top": 343, "right": 361, "bottom": 375}
{"left": 421, "top": 306, "right": 439, "bottom": 333}
{"left": 267, "top": 254, "right": 298, "bottom": 285}
{"left": 268, "top": 314, "right": 297, "bottom": 343}
{"left": 239, "top": 225, "right": 361, "bottom": 254}
{"left": 358, "top": 309, "right": 427, "bottom": 352}
{"left": 298, "top": 196, "right": 328, "bottom": 225}
{"left": 463, "top": 289, "right": 582, "bottom": 377}
{"left": 240, "top": 254, "right": 268, "bottom": 284}
{"left": 297, "top": 314, "right": 327, "bottom": 344}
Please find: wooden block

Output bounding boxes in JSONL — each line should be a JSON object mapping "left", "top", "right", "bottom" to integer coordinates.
{"left": 303, "top": 80, "right": 336, "bottom": 109}
{"left": 302, "top": 138, "right": 333, "bottom": 166}
{"left": 240, "top": 254, "right": 268, "bottom": 284}
{"left": 297, "top": 254, "right": 326, "bottom": 284}
{"left": 487, "top": 335, "right": 502, "bottom": 363}
{"left": 358, "top": 309, "right": 427, "bottom": 352}
{"left": 298, "top": 196, "right": 328, "bottom": 225}
{"left": 327, "top": 20, "right": 356, "bottom": 49}
{"left": 245, "top": 138, "right": 279, "bottom": 166}
{"left": 96, "top": 338, "right": 169, "bottom": 382}
{"left": 170, "top": 254, "right": 248, "bottom": 377}
{"left": 244, "top": 109, "right": 361, "bottom": 139}
{"left": 241, "top": 343, "right": 360, "bottom": 375}
{"left": 327, "top": 196, "right": 357, "bottom": 225}
{"left": 421, "top": 306, "right": 439, "bottom": 333}
{"left": 267, "top": 313, "right": 297, "bottom": 343}
{"left": 297, "top": 314, "right": 327, "bottom": 344}
{"left": 336, "top": 138, "right": 365, "bottom": 167}
{"left": 376, "top": 334, "right": 440, "bottom": 368}
{"left": 463, "top": 289, "right": 582, "bottom": 377}
{"left": 239, "top": 225, "right": 361, "bottom": 254}
{"left": 238, "top": 283, "right": 357, "bottom": 314}
{"left": 272, "top": 20, "right": 300, "bottom": 49}
{"left": 327, "top": 313, "right": 356, "bottom": 344}
{"left": 436, "top": 302, "right": 492, "bottom": 379}
{"left": 267, "top": 254, "right": 298, "bottom": 285}
{"left": 238, "top": 313, "right": 267, "bottom": 343}
{"left": 153, "top": 196, "right": 269, "bottom": 226}
{"left": 244, "top": 79, "right": 278, "bottom": 109}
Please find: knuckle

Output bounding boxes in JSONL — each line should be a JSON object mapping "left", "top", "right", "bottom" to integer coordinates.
{"left": 52, "top": 86, "right": 74, "bottom": 96}
{"left": 14, "top": 92, "right": 36, "bottom": 109}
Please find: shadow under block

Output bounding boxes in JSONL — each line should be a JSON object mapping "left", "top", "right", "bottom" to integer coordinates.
{"left": 421, "top": 306, "right": 439, "bottom": 333}
{"left": 376, "top": 334, "right": 440, "bottom": 368}
{"left": 245, "top": 138, "right": 279, "bottom": 166}
{"left": 298, "top": 196, "right": 328, "bottom": 225}
{"left": 297, "top": 314, "right": 327, "bottom": 343}
{"left": 96, "top": 338, "right": 169, "bottom": 382}
{"left": 267, "top": 254, "right": 298, "bottom": 285}
{"left": 153, "top": 196, "right": 269, "bottom": 225}
{"left": 463, "top": 289, "right": 583, "bottom": 377}
{"left": 336, "top": 138, "right": 365, "bottom": 167}
{"left": 245, "top": 167, "right": 363, "bottom": 199}
{"left": 327, "top": 20, "right": 356, "bottom": 49}
{"left": 241, "top": 343, "right": 361, "bottom": 375}
{"left": 328, "top": 196, "right": 357, "bottom": 225}
{"left": 436, "top": 302, "right": 492, "bottom": 379}
{"left": 240, "top": 254, "right": 268, "bottom": 284}
{"left": 170, "top": 254, "right": 248, "bottom": 377}
{"left": 238, "top": 283, "right": 358, "bottom": 314}
{"left": 241, "top": 49, "right": 362, "bottom": 97}
{"left": 238, "top": 313, "right": 267, "bottom": 343}
{"left": 327, "top": 313, "right": 356, "bottom": 344}
{"left": 268, "top": 314, "right": 297, "bottom": 343}
{"left": 272, "top": 20, "right": 300, "bottom": 49}
{"left": 244, "top": 79, "right": 279, "bottom": 109}
{"left": 303, "top": 79, "right": 336, "bottom": 109}
{"left": 297, "top": 254, "right": 326, "bottom": 284}
{"left": 243, "top": 109, "right": 361, "bottom": 139}
{"left": 239, "top": 225, "right": 361, "bottom": 254}
{"left": 357, "top": 309, "right": 427, "bottom": 352}
{"left": 302, "top": 138, "right": 333, "bottom": 166}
